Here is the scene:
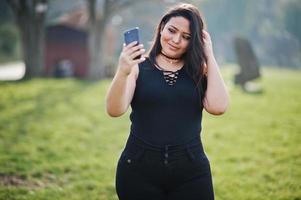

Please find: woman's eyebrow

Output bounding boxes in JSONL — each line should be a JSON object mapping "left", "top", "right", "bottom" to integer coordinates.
{"left": 170, "top": 25, "right": 191, "bottom": 36}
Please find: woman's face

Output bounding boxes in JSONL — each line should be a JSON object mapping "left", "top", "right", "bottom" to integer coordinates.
{"left": 160, "top": 16, "right": 191, "bottom": 59}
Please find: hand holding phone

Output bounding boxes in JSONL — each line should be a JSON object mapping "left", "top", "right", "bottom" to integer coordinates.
{"left": 117, "top": 27, "right": 145, "bottom": 76}
{"left": 124, "top": 27, "right": 141, "bottom": 59}
{"left": 124, "top": 27, "right": 140, "bottom": 45}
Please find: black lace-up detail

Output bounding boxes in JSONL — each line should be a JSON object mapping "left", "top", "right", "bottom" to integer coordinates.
{"left": 162, "top": 70, "right": 179, "bottom": 86}
{"left": 154, "top": 63, "right": 181, "bottom": 86}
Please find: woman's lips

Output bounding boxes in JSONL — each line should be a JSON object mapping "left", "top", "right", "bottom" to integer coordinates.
{"left": 168, "top": 43, "right": 179, "bottom": 50}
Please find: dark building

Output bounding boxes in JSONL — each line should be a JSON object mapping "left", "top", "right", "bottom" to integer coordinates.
{"left": 44, "top": 24, "right": 89, "bottom": 78}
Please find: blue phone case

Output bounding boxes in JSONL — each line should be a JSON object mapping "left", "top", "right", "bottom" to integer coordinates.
{"left": 124, "top": 27, "right": 140, "bottom": 45}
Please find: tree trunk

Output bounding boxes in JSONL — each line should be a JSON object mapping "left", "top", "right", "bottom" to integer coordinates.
{"left": 86, "top": 0, "right": 142, "bottom": 80}
{"left": 88, "top": 18, "right": 106, "bottom": 80}
{"left": 17, "top": 13, "right": 45, "bottom": 79}
{"left": 7, "top": 0, "right": 47, "bottom": 79}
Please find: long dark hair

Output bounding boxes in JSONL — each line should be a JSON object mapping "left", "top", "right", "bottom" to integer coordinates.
{"left": 148, "top": 3, "right": 208, "bottom": 105}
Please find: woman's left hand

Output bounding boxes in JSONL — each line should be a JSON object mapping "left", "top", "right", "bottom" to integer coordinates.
{"left": 202, "top": 30, "right": 214, "bottom": 58}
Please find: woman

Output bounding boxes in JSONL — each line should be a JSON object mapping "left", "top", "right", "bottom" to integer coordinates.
{"left": 106, "top": 3, "right": 229, "bottom": 200}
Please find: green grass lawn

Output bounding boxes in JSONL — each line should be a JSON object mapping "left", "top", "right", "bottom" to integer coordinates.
{"left": 0, "top": 66, "right": 300, "bottom": 200}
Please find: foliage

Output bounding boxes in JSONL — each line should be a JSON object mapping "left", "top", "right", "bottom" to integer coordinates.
{"left": 0, "top": 1, "right": 20, "bottom": 63}
{"left": 0, "top": 24, "right": 19, "bottom": 62}
{"left": 199, "top": 0, "right": 301, "bottom": 67}
{"left": 0, "top": 66, "right": 300, "bottom": 199}
{"left": 284, "top": 0, "right": 301, "bottom": 43}
{"left": 0, "top": 1, "right": 13, "bottom": 23}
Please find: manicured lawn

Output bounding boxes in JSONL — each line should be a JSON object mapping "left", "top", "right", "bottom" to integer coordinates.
{"left": 0, "top": 66, "right": 300, "bottom": 200}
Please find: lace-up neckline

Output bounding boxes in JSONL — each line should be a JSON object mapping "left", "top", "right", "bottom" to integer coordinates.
{"left": 154, "top": 63, "right": 184, "bottom": 86}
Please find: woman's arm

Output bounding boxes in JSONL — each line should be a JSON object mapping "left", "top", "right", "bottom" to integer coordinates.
{"left": 105, "top": 42, "right": 145, "bottom": 117}
{"left": 202, "top": 30, "right": 229, "bottom": 115}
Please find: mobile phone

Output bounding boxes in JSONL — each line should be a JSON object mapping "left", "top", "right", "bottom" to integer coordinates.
{"left": 124, "top": 27, "right": 140, "bottom": 45}
{"left": 124, "top": 27, "right": 141, "bottom": 59}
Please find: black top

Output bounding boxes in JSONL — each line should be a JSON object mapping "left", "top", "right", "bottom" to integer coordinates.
{"left": 129, "top": 58, "right": 203, "bottom": 146}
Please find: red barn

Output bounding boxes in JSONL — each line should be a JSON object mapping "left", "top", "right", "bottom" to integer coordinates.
{"left": 44, "top": 24, "right": 89, "bottom": 77}
{"left": 44, "top": 8, "right": 117, "bottom": 78}
{"left": 44, "top": 7, "right": 90, "bottom": 78}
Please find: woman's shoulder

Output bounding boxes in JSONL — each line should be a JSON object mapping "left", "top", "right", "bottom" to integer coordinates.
{"left": 138, "top": 57, "right": 154, "bottom": 70}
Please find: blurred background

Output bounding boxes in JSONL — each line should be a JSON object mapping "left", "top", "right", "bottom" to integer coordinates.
{"left": 0, "top": 0, "right": 300, "bottom": 80}
{"left": 0, "top": 0, "right": 300, "bottom": 200}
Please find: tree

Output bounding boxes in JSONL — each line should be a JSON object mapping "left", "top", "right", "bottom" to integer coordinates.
{"left": 6, "top": 0, "right": 48, "bottom": 79}
{"left": 0, "top": 1, "right": 13, "bottom": 23}
{"left": 0, "top": 2, "right": 19, "bottom": 62}
{"left": 86, "top": 0, "right": 143, "bottom": 80}
{"left": 284, "top": 1, "right": 301, "bottom": 44}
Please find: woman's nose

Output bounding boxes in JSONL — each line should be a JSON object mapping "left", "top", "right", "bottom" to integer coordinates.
{"left": 172, "top": 34, "right": 181, "bottom": 44}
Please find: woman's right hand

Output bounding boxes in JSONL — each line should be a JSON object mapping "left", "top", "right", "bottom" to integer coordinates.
{"left": 117, "top": 41, "right": 145, "bottom": 76}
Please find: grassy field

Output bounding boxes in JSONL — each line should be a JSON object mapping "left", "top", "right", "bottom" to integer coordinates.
{"left": 0, "top": 66, "right": 300, "bottom": 200}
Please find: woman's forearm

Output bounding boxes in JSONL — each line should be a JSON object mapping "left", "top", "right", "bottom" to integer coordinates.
{"left": 105, "top": 70, "right": 133, "bottom": 117}
{"left": 203, "top": 55, "right": 229, "bottom": 115}
{"left": 105, "top": 41, "right": 144, "bottom": 117}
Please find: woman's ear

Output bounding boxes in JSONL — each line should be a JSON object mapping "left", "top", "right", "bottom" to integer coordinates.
{"left": 203, "top": 62, "right": 208, "bottom": 77}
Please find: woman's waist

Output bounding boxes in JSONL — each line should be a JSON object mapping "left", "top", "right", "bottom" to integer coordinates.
{"left": 124, "top": 132, "right": 204, "bottom": 155}
{"left": 129, "top": 125, "right": 202, "bottom": 144}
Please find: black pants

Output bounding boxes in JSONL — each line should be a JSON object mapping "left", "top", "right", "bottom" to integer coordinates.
{"left": 115, "top": 134, "right": 215, "bottom": 200}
